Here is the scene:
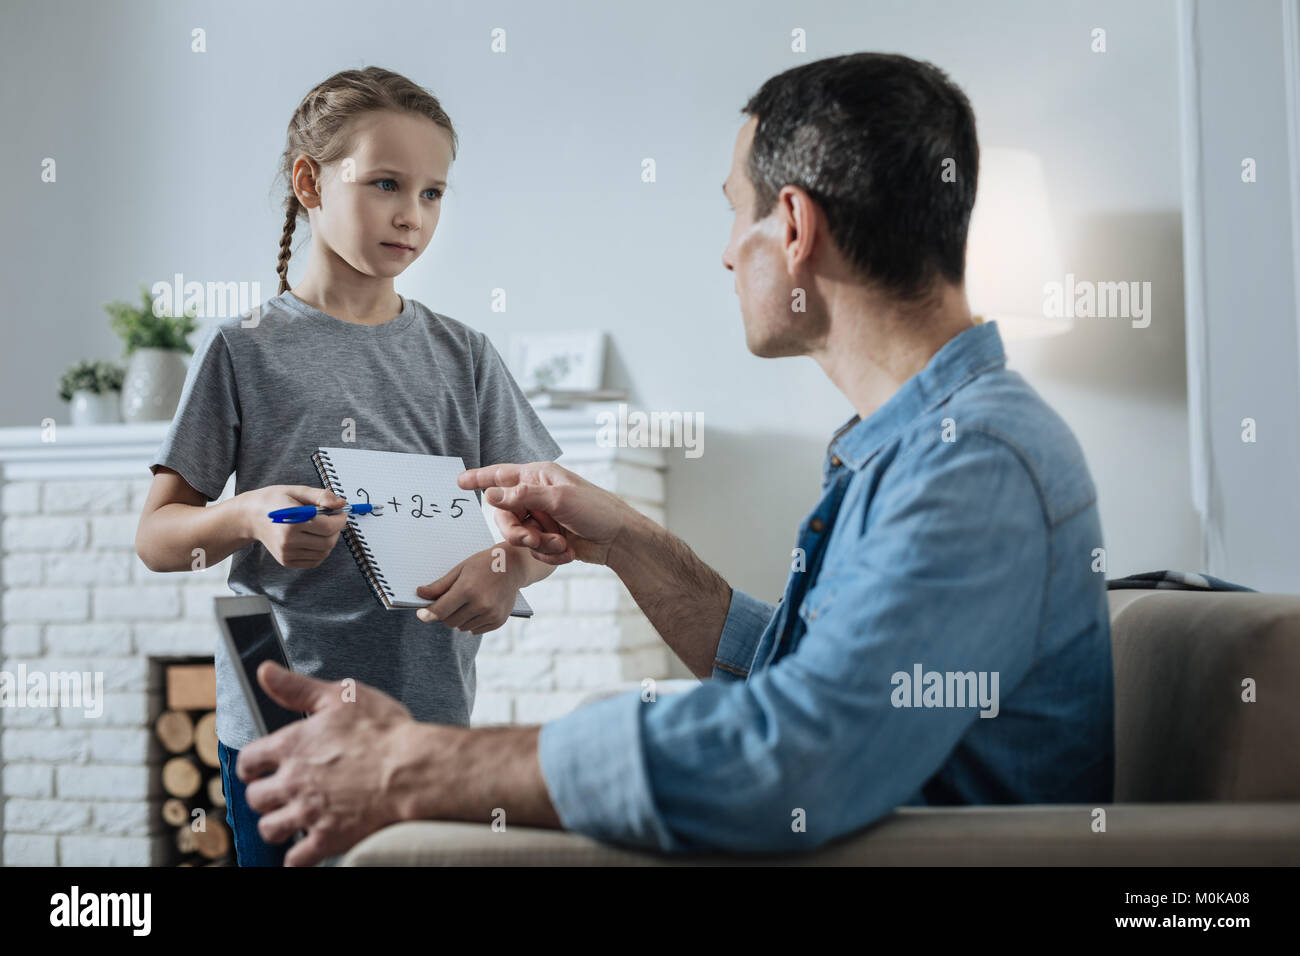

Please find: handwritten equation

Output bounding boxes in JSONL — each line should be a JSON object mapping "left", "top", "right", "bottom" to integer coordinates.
{"left": 351, "top": 487, "right": 475, "bottom": 519}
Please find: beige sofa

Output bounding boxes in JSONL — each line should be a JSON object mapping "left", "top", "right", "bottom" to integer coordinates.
{"left": 342, "top": 589, "right": 1300, "bottom": 865}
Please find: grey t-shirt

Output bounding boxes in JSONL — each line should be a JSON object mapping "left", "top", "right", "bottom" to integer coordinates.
{"left": 148, "top": 290, "right": 562, "bottom": 749}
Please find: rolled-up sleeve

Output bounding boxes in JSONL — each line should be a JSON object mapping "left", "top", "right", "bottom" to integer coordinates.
{"left": 536, "top": 690, "right": 682, "bottom": 851}
{"left": 711, "top": 588, "right": 777, "bottom": 681}
{"left": 540, "top": 433, "right": 1049, "bottom": 854}
{"left": 536, "top": 586, "right": 776, "bottom": 851}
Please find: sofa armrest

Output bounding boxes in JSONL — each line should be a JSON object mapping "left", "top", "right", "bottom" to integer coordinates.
{"left": 340, "top": 803, "right": 1300, "bottom": 866}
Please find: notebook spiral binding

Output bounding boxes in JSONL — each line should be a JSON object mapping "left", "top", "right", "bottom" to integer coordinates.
{"left": 311, "top": 450, "right": 396, "bottom": 609}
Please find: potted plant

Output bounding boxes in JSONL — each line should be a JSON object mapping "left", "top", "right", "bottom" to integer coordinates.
{"left": 58, "top": 360, "right": 126, "bottom": 425}
{"left": 107, "top": 284, "right": 198, "bottom": 422}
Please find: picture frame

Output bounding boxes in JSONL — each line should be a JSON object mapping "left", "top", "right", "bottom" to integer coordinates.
{"left": 507, "top": 330, "right": 607, "bottom": 394}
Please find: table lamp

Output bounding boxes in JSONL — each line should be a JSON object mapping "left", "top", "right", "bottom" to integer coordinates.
{"left": 965, "top": 148, "right": 1069, "bottom": 339}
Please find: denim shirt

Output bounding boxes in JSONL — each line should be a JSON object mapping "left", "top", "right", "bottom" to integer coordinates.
{"left": 537, "top": 321, "right": 1114, "bottom": 853}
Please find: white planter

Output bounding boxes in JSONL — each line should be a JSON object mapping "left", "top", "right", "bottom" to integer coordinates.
{"left": 120, "top": 348, "right": 189, "bottom": 423}
{"left": 69, "top": 390, "right": 123, "bottom": 425}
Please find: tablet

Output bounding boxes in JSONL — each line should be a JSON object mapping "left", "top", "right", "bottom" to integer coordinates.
{"left": 213, "top": 595, "right": 308, "bottom": 737}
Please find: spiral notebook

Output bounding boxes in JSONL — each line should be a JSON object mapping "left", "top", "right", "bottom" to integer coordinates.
{"left": 311, "top": 446, "right": 532, "bottom": 616}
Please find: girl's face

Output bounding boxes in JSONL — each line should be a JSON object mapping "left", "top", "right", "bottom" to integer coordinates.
{"left": 299, "top": 109, "right": 454, "bottom": 282}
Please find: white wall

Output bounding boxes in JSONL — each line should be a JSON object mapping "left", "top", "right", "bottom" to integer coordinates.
{"left": 1178, "top": 0, "right": 1300, "bottom": 594}
{"left": 0, "top": 0, "right": 1200, "bottom": 601}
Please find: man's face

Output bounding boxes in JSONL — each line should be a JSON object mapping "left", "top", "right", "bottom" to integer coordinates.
{"left": 721, "top": 117, "right": 815, "bottom": 358}
{"left": 302, "top": 110, "right": 453, "bottom": 281}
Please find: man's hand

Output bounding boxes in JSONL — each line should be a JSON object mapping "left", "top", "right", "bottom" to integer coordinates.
{"left": 236, "top": 661, "right": 421, "bottom": 867}
{"left": 457, "top": 462, "right": 634, "bottom": 566}
{"left": 414, "top": 546, "right": 525, "bottom": 633}
{"left": 462, "top": 463, "right": 736, "bottom": 679}
{"left": 239, "top": 661, "right": 563, "bottom": 866}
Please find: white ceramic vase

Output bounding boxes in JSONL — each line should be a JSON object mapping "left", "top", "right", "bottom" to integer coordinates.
{"left": 120, "top": 348, "right": 189, "bottom": 423}
{"left": 69, "top": 390, "right": 123, "bottom": 426}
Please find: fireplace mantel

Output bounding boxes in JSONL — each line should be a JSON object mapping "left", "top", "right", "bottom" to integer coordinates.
{"left": 0, "top": 405, "right": 665, "bottom": 479}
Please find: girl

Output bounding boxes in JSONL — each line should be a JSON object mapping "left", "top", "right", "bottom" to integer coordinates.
{"left": 135, "top": 67, "right": 562, "bottom": 865}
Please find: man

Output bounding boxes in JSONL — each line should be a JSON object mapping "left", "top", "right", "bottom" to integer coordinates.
{"left": 238, "top": 52, "right": 1114, "bottom": 866}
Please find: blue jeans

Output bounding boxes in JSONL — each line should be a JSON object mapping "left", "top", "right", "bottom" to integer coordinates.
{"left": 218, "top": 739, "right": 288, "bottom": 867}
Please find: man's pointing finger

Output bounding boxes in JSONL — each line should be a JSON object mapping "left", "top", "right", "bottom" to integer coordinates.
{"left": 484, "top": 484, "right": 552, "bottom": 511}
{"left": 458, "top": 463, "right": 524, "bottom": 491}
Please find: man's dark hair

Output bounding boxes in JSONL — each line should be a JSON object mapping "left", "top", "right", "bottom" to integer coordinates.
{"left": 742, "top": 52, "right": 979, "bottom": 303}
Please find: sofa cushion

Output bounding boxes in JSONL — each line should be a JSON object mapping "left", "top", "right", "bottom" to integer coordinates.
{"left": 343, "top": 804, "right": 1300, "bottom": 866}
{"left": 1107, "top": 590, "right": 1300, "bottom": 801}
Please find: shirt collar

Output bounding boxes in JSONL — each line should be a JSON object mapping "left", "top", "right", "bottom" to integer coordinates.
{"left": 827, "top": 320, "right": 1007, "bottom": 471}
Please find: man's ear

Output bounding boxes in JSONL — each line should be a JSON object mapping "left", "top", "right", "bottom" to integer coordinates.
{"left": 778, "top": 184, "right": 820, "bottom": 276}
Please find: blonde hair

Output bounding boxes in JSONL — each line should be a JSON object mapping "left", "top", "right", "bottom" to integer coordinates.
{"left": 275, "top": 66, "right": 458, "bottom": 294}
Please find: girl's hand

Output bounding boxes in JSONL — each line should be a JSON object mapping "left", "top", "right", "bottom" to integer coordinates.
{"left": 414, "top": 547, "right": 522, "bottom": 634}
{"left": 242, "top": 485, "right": 350, "bottom": 569}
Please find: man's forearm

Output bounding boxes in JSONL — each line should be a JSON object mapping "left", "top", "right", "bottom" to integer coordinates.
{"left": 392, "top": 723, "right": 563, "bottom": 829}
{"left": 607, "top": 509, "right": 733, "bottom": 679}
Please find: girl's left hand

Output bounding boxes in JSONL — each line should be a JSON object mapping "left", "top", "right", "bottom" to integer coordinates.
{"left": 414, "top": 547, "right": 522, "bottom": 634}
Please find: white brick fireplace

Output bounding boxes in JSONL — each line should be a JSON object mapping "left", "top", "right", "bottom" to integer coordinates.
{"left": 0, "top": 411, "right": 672, "bottom": 866}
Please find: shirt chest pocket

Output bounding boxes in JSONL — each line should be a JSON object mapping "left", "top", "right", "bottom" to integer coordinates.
{"left": 796, "top": 579, "right": 836, "bottom": 627}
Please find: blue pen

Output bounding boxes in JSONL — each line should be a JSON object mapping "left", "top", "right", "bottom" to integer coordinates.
{"left": 268, "top": 503, "right": 384, "bottom": 523}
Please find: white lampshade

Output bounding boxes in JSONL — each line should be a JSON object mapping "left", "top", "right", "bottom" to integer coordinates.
{"left": 965, "top": 148, "right": 1068, "bottom": 339}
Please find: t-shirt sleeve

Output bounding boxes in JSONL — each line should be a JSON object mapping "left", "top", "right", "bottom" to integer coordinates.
{"left": 147, "top": 325, "right": 241, "bottom": 501}
{"left": 472, "top": 333, "right": 563, "bottom": 466}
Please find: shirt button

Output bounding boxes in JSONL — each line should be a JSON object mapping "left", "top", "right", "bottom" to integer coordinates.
{"left": 830, "top": 455, "right": 842, "bottom": 468}
{"left": 810, "top": 518, "right": 824, "bottom": 533}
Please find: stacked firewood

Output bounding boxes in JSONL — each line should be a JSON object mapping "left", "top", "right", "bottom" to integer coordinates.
{"left": 155, "top": 663, "right": 231, "bottom": 866}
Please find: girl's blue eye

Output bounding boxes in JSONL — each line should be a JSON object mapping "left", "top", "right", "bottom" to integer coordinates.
{"left": 373, "top": 179, "right": 443, "bottom": 200}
